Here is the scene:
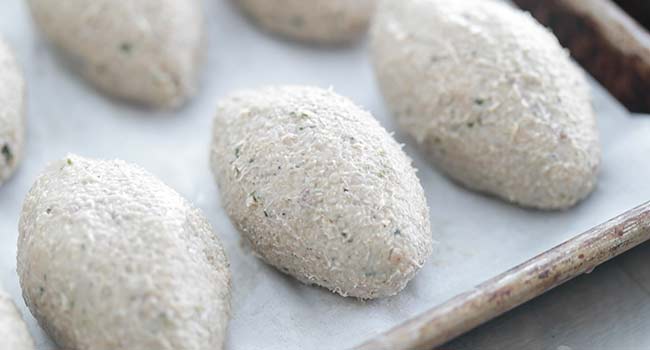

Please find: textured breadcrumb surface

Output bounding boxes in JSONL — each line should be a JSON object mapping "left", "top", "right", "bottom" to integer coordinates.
{"left": 371, "top": 0, "right": 601, "bottom": 210}
{"left": 26, "top": 0, "right": 204, "bottom": 108}
{"left": 17, "top": 155, "right": 231, "bottom": 350}
{"left": 234, "top": 0, "right": 377, "bottom": 44}
{"left": 211, "top": 86, "right": 433, "bottom": 299}
{"left": 0, "top": 290, "right": 34, "bottom": 350}
{"left": 0, "top": 36, "right": 25, "bottom": 185}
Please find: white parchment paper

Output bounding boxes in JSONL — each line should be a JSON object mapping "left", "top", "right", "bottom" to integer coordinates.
{"left": 1, "top": 0, "right": 649, "bottom": 349}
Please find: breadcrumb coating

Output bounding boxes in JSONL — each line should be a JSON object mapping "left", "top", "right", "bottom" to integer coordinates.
{"left": 0, "top": 290, "right": 34, "bottom": 350}
{"left": 26, "top": 0, "right": 204, "bottom": 108}
{"left": 18, "top": 155, "right": 231, "bottom": 350}
{"left": 0, "top": 37, "right": 25, "bottom": 185}
{"left": 211, "top": 86, "right": 433, "bottom": 299}
{"left": 371, "top": 0, "right": 601, "bottom": 210}
{"left": 234, "top": 0, "right": 376, "bottom": 44}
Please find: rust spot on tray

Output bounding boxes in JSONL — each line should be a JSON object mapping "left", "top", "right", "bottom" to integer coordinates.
{"left": 610, "top": 242, "right": 624, "bottom": 254}
{"left": 487, "top": 288, "right": 512, "bottom": 304}
{"left": 614, "top": 226, "right": 625, "bottom": 237}
{"left": 538, "top": 270, "right": 550, "bottom": 279}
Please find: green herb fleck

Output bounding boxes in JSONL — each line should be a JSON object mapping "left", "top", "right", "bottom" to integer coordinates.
{"left": 474, "top": 98, "right": 485, "bottom": 106}
{"left": 67, "top": 158, "right": 73, "bottom": 166}
{"left": 234, "top": 147, "right": 241, "bottom": 159}
{"left": 1, "top": 144, "right": 13, "bottom": 164}
{"left": 291, "top": 111, "right": 309, "bottom": 119}
{"left": 263, "top": 210, "right": 269, "bottom": 218}
{"left": 393, "top": 229, "right": 402, "bottom": 236}
{"left": 467, "top": 121, "right": 475, "bottom": 128}
{"left": 120, "top": 42, "right": 132, "bottom": 53}
{"left": 159, "top": 312, "right": 174, "bottom": 327}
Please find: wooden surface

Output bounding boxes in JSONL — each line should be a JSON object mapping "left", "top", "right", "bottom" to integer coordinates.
{"left": 513, "top": 0, "right": 650, "bottom": 114}
{"left": 355, "top": 201, "right": 650, "bottom": 350}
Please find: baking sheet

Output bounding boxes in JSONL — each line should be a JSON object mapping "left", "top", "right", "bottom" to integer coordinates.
{"left": 448, "top": 241, "right": 650, "bottom": 350}
{"left": 1, "top": 0, "right": 649, "bottom": 349}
